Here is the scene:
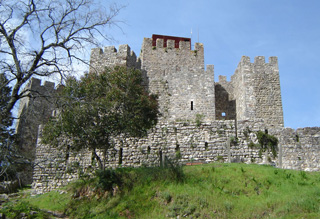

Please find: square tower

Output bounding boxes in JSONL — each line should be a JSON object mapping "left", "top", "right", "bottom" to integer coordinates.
{"left": 140, "top": 35, "right": 215, "bottom": 122}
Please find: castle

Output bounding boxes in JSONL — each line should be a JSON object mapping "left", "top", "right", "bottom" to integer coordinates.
{"left": 15, "top": 35, "right": 320, "bottom": 193}
{"left": 90, "top": 35, "right": 283, "bottom": 127}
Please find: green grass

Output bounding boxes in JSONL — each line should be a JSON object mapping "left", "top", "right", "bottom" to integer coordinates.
{"left": 2, "top": 163, "right": 320, "bottom": 218}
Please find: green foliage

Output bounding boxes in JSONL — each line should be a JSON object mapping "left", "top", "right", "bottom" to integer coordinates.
{"left": 0, "top": 73, "right": 19, "bottom": 181}
{"left": 195, "top": 114, "right": 204, "bottom": 127}
{"left": 95, "top": 169, "right": 122, "bottom": 192}
{"left": 175, "top": 150, "right": 182, "bottom": 159}
{"left": 167, "top": 194, "right": 197, "bottom": 217}
{"left": 26, "top": 190, "right": 70, "bottom": 213}
{"left": 0, "top": 201, "right": 50, "bottom": 219}
{"left": 160, "top": 191, "right": 172, "bottom": 203}
{"left": 193, "top": 50, "right": 198, "bottom": 56}
{"left": 230, "top": 136, "right": 239, "bottom": 145}
{"left": 243, "top": 126, "right": 252, "bottom": 139}
{"left": 0, "top": 73, "right": 12, "bottom": 129}
{"left": 248, "top": 141, "right": 255, "bottom": 148}
{"left": 256, "top": 129, "right": 279, "bottom": 158}
{"left": 163, "top": 158, "right": 185, "bottom": 182}
{"left": 42, "top": 67, "right": 159, "bottom": 168}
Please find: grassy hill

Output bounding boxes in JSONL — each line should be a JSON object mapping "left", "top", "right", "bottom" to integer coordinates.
{"left": 1, "top": 162, "right": 320, "bottom": 218}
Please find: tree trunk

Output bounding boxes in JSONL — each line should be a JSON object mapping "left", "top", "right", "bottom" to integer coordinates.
{"left": 92, "top": 149, "right": 103, "bottom": 170}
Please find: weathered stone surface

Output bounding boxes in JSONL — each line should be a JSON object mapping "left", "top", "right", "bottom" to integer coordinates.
{"left": 15, "top": 78, "right": 60, "bottom": 184}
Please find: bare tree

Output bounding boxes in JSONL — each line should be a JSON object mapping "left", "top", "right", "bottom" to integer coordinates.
{"left": 0, "top": 0, "right": 123, "bottom": 116}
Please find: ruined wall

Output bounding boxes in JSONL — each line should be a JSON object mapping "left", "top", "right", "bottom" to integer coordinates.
{"left": 231, "top": 56, "right": 284, "bottom": 128}
{"left": 15, "top": 78, "right": 58, "bottom": 183}
{"left": 140, "top": 38, "right": 215, "bottom": 122}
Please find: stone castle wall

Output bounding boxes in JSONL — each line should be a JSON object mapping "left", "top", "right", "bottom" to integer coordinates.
{"left": 15, "top": 78, "right": 59, "bottom": 183}
{"left": 139, "top": 38, "right": 215, "bottom": 122}
{"left": 31, "top": 120, "right": 269, "bottom": 194}
{"left": 231, "top": 56, "right": 283, "bottom": 128}
{"left": 32, "top": 119, "right": 320, "bottom": 194}
{"left": 280, "top": 127, "right": 320, "bottom": 171}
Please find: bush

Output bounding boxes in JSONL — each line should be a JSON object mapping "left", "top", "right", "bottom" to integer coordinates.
{"left": 0, "top": 201, "right": 50, "bottom": 219}
{"left": 164, "top": 157, "right": 185, "bottom": 182}
{"left": 95, "top": 169, "right": 122, "bottom": 192}
{"left": 256, "top": 130, "right": 279, "bottom": 158}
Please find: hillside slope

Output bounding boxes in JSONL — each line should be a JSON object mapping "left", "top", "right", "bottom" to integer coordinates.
{"left": 1, "top": 163, "right": 320, "bottom": 218}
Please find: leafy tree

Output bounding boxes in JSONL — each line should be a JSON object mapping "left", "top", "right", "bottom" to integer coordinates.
{"left": 41, "top": 67, "right": 159, "bottom": 169}
{"left": 0, "top": 73, "right": 18, "bottom": 180}
{"left": 0, "top": 0, "right": 123, "bottom": 117}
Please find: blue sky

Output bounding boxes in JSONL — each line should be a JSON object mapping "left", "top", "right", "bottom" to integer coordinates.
{"left": 103, "top": 0, "right": 320, "bottom": 129}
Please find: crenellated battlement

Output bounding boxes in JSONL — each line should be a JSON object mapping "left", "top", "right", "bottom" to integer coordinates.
{"left": 239, "top": 56, "right": 278, "bottom": 67}
{"left": 23, "top": 78, "right": 57, "bottom": 95}
{"left": 142, "top": 37, "right": 203, "bottom": 52}
{"left": 90, "top": 44, "right": 141, "bottom": 73}
{"left": 16, "top": 78, "right": 58, "bottom": 118}
{"left": 231, "top": 55, "right": 283, "bottom": 128}
{"left": 91, "top": 44, "right": 136, "bottom": 58}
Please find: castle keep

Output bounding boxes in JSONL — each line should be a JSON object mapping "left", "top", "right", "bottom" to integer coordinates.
{"left": 15, "top": 35, "right": 320, "bottom": 193}
{"left": 90, "top": 35, "right": 283, "bottom": 127}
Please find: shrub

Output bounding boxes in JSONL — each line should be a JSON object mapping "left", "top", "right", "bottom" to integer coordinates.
{"left": 0, "top": 201, "right": 49, "bottom": 219}
{"left": 230, "top": 136, "right": 239, "bottom": 145}
{"left": 95, "top": 169, "right": 122, "bottom": 192}
{"left": 256, "top": 130, "right": 279, "bottom": 158}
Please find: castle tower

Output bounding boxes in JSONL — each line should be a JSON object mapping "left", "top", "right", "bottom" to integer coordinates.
{"left": 231, "top": 56, "right": 284, "bottom": 127}
{"left": 15, "top": 78, "right": 58, "bottom": 183}
{"left": 139, "top": 35, "right": 215, "bottom": 122}
{"left": 89, "top": 44, "right": 141, "bottom": 73}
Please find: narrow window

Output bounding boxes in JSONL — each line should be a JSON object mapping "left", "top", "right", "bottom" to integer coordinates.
{"left": 119, "top": 148, "right": 123, "bottom": 165}
{"left": 65, "top": 145, "right": 70, "bottom": 161}
{"left": 205, "top": 142, "right": 208, "bottom": 150}
{"left": 147, "top": 146, "right": 151, "bottom": 154}
{"left": 191, "top": 101, "right": 194, "bottom": 110}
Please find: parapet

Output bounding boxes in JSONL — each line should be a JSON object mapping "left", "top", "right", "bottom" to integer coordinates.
{"left": 152, "top": 34, "right": 191, "bottom": 49}
{"left": 239, "top": 56, "right": 278, "bottom": 68}
{"left": 91, "top": 44, "right": 136, "bottom": 59}
{"left": 43, "top": 81, "right": 55, "bottom": 90}
{"left": 143, "top": 37, "right": 200, "bottom": 51}
{"left": 27, "top": 78, "right": 41, "bottom": 89}
{"left": 26, "top": 78, "right": 56, "bottom": 92}
{"left": 90, "top": 44, "right": 140, "bottom": 71}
